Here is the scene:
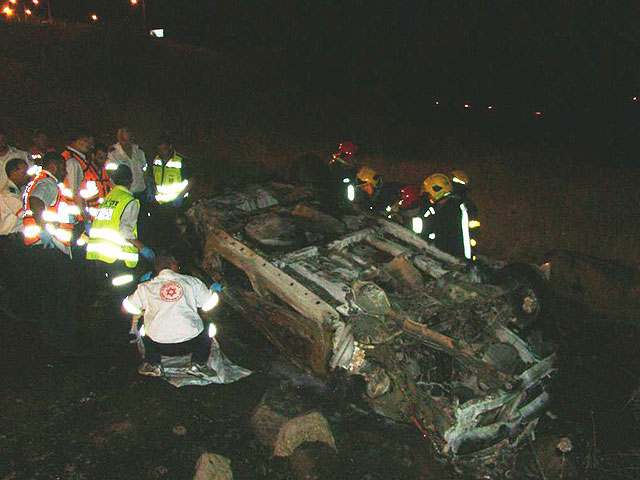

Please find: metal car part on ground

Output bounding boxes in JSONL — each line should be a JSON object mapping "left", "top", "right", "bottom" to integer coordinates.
{"left": 184, "top": 182, "right": 556, "bottom": 477}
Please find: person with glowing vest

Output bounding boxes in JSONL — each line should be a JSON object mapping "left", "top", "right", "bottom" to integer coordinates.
{"left": 86, "top": 164, "right": 155, "bottom": 289}
{"left": 151, "top": 134, "right": 191, "bottom": 206}
{"left": 23, "top": 152, "right": 82, "bottom": 353}
{"left": 61, "top": 132, "right": 94, "bottom": 229}
{"left": 413, "top": 173, "right": 478, "bottom": 261}
{"left": 78, "top": 142, "right": 113, "bottom": 221}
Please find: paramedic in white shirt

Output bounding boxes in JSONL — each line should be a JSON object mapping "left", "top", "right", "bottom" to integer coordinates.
{"left": 0, "top": 129, "right": 30, "bottom": 186}
{"left": 122, "top": 253, "right": 221, "bottom": 377}
{"left": 106, "top": 127, "right": 148, "bottom": 197}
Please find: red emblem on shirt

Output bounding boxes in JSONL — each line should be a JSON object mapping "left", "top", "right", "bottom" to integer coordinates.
{"left": 159, "top": 281, "right": 184, "bottom": 302}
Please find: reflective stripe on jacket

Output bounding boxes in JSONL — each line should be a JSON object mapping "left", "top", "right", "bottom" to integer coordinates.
{"left": 86, "top": 185, "right": 139, "bottom": 267}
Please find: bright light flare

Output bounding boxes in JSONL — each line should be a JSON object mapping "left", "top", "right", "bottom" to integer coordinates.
{"left": 487, "top": 105, "right": 493, "bottom": 110}
{"left": 534, "top": 110, "right": 542, "bottom": 116}
{"left": 32, "top": 0, "right": 39, "bottom": 5}
{"left": 90, "top": 13, "right": 98, "bottom": 22}
{"left": 3, "top": 6, "right": 13, "bottom": 16}
{"left": 633, "top": 96, "right": 638, "bottom": 102}
{"left": 131, "top": 0, "right": 138, "bottom": 4}
{"left": 208, "top": 323, "right": 217, "bottom": 338}
{"left": 434, "top": 100, "right": 439, "bottom": 105}
{"left": 25, "top": 9, "right": 32, "bottom": 15}
{"left": 464, "top": 103, "right": 470, "bottom": 109}
{"left": 9, "top": 0, "right": 16, "bottom": 4}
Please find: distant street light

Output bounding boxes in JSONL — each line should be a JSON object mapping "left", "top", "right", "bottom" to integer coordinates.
{"left": 25, "top": 8, "right": 32, "bottom": 15}
{"left": 32, "top": 0, "right": 39, "bottom": 4}
{"left": 3, "top": 6, "right": 13, "bottom": 16}
{"left": 131, "top": 0, "right": 138, "bottom": 4}
{"left": 464, "top": 103, "right": 470, "bottom": 109}
{"left": 90, "top": 13, "right": 98, "bottom": 22}
{"left": 534, "top": 110, "right": 542, "bottom": 116}
{"left": 9, "top": 0, "right": 16, "bottom": 4}
{"left": 633, "top": 96, "right": 638, "bottom": 102}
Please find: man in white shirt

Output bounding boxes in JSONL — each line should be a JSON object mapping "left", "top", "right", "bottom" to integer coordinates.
{"left": 122, "top": 254, "right": 221, "bottom": 377}
{"left": 106, "top": 127, "right": 148, "bottom": 196}
{"left": 0, "top": 158, "right": 30, "bottom": 313}
{"left": 0, "top": 129, "right": 30, "bottom": 186}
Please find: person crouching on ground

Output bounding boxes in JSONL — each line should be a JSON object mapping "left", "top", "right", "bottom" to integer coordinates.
{"left": 122, "top": 253, "right": 221, "bottom": 378}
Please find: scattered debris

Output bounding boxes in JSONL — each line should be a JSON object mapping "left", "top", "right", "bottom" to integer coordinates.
{"left": 193, "top": 453, "right": 233, "bottom": 480}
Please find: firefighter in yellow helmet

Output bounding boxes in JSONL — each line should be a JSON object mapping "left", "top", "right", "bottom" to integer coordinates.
{"left": 412, "top": 173, "right": 478, "bottom": 261}
{"left": 348, "top": 165, "right": 403, "bottom": 214}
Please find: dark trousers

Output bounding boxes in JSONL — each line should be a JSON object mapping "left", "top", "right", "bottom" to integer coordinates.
{"left": 0, "top": 233, "right": 34, "bottom": 319}
{"left": 142, "top": 328, "right": 211, "bottom": 365}
{"left": 29, "top": 245, "right": 79, "bottom": 350}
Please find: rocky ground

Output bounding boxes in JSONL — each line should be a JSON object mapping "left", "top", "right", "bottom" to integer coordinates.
{"left": 1, "top": 291, "right": 638, "bottom": 479}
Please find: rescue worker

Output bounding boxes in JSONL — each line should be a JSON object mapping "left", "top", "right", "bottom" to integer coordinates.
{"left": 78, "top": 142, "right": 113, "bottom": 221}
{"left": 23, "top": 152, "right": 81, "bottom": 353}
{"left": 0, "top": 158, "right": 30, "bottom": 309}
{"left": 329, "top": 140, "right": 359, "bottom": 184}
{"left": 415, "top": 173, "right": 477, "bottom": 261}
{"left": 28, "top": 128, "right": 54, "bottom": 166}
{"left": 0, "top": 128, "right": 30, "bottom": 185}
{"left": 86, "top": 164, "right": 155, "bottom": 291}
{"left": 61, "top": 132, "right": 94, "bottom": 228}
{"left": 385, "top": 184, "right": 423, "bottom": 226}
{"left": 106, "top": 127, "right": 148, "bottom": 200}
{"left": 122, "top": 253, "right": 221, "bottom": 378}
{"left": 350, "top": 166, "right": 403, "bottom": 214}
{"left": 450, "top": 169, "right": 479, "bottom": 221}
{"left": 151, "top": 134, "right": 191, "bottom": 207}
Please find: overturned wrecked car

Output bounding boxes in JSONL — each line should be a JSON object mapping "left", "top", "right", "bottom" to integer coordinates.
{"left": 184, "top": 182, "right": 556, "bottom": 476}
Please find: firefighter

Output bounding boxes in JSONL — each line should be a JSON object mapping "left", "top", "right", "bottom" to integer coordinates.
{"left": 416, "top": 173, "right": 477, "bottom": 261}
{"left": 329, "top": 140, "right": 359, "bottom": 184}
{"left": 384, "top": 184, "right": 423, "bottom": 226}
{"left": 86, "top": 164, "right": 155, "bottom": 291}
{"left": 122, "top": 253, "right": 221, "bottom": 378}
{"left": 151, "top": 134, "right": 191, "bottom": 207}
{"left": 23, "top": 152, "right": 81, "bottom": 353}
{"left": 349, "top": 166, "right": 403, "bottom": 214}
{"left": 450, "top": 169, "right": 479, "bottom": 222}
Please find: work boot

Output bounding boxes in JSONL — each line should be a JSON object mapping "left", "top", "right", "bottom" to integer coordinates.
{"left": 138, "top": 362, "right": 164, "bottom": 377}
{"left": 186, "top": 363, "right": 217, "bottom": 378}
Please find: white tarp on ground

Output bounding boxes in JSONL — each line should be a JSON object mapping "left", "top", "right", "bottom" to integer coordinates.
{"left": 137, "top": 337, "right": 252, "bottom": 388}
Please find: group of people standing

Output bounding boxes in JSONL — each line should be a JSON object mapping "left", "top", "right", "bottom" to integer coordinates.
{"left": 327, "top": 140, "right": 481, "bottom": 261}
{"left": 0, "top": 126, "right": 192, "bottom": 355}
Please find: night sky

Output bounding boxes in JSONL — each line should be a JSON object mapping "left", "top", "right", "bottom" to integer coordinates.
{"left": 18, "top": 0, "right": 640, "bottom": 131}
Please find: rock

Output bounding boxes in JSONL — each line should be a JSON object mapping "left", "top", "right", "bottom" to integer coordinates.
{"left": 251, "top": 385, "right": 337, "bottom": 457}
{"left": 288, "top": 442, "right": 341, "bottom": 479}
{"left": 193, "top": 453, "right": 233, "bottom": 480}
{"left": 173, "top": 425, "right": 187, "bottom": 436}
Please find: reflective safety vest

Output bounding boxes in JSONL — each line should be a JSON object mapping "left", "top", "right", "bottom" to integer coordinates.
{"left": 152, "top": 152, "right": 188, "bottom": 203}
{"left": 22, "top": 170, "right": 75, "bottom": 247}
{"left": 86, "top": 186, "right": 139, "bottom": 268}
{"left": 79, "top": 161, "right": 113, "bottom": 220}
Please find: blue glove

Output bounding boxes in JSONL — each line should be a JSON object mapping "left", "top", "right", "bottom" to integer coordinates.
{"left": 140, "top": 247, "right": 156, "bottom": 263}
{"left": 210, "top": 282, "right": 223, "bottom": 292}
{"left": 40, "top": 229, "right": 56, "bottom": 249}
{"left": 84, "top": 220, "right": 92, "bottom": 235}
{"left": 139, "top": 271, "right": 153, "bottom": 282}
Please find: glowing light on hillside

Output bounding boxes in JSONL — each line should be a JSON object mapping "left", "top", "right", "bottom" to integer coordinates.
{"left": 130, "top": 0, "right": 138, "bottom": 4}
{"left": 90, "top": 13, "right": 98, "bottom": 22}
{"left": 32, "top": 0, "right": 39, "bottom": 4}
{"left": 434, "top": 101, "right": 439, "bottom": 105}
{"left": 534, "top": 110, "right": 542, "bottom": 116}
{"left": 3, "top": 6, "right": 13, "bottom": 16}
{"left": 633, "top": 96, "right": 638, "bottom": 102}
{"left": 487, "top": 105, "right": 493, "bottom": 110}
{"left": 464, "top": 103, "right": 470, "bottom": 108}
{"left": 25, "top": 8, "right": 32, "bottom": 15}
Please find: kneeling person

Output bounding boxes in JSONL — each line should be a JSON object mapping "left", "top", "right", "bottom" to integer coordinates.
{"left": 122, "top": 254, "right": 221, "bottom": 378}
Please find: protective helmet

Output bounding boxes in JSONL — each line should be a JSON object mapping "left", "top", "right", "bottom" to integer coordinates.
{"left": 399, "top": 184, "right": 422, "bottom": 209}
{"left": 451, "top": 170, "right": 470, "bottom": 186}
{"left": 421, "top": 173, "right": 452, "bottom": 202}
{"left": 356, "top": 166, "right": 381, "bottom": 188}
{"left": 330, "top": 141, "right": 359, "bottom": 165}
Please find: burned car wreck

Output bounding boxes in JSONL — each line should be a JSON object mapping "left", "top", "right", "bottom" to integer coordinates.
{"left": 184, "top": 182, "right": 556, "bottom": 475}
